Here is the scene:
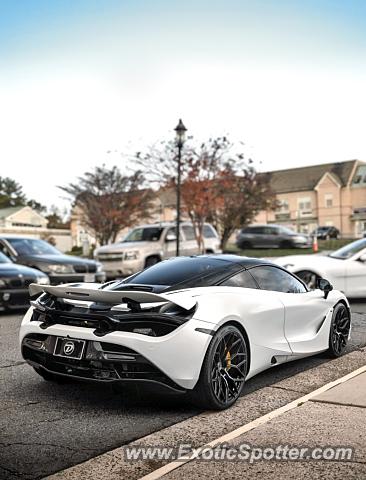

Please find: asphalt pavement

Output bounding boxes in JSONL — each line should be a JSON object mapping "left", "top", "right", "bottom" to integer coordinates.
{"left": 1, "top": 302, "right": 366, "bottom": 480}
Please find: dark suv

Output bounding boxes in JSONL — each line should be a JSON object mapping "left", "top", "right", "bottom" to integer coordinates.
{"left": 312, "top": 226, "right": 339, "bottom": 240}
{"left": 0, "top": 236, "right": 106, "bottom": 285}
{"left": 236, "top": 225, "right": 311, "bottom": 249}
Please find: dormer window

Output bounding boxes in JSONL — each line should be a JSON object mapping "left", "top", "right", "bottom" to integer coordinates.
{"left": 353, "top": 166, "right": 366, "bottom": 185}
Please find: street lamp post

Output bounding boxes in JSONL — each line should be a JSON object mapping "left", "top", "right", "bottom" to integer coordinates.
{"left": 174, "top": 119, "right": 187, "bottom": 256}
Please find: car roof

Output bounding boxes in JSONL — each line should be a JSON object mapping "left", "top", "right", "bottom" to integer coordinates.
{"left": 0, "top": 235, "right": 40, "bottom": 239}
{"left": 128, "top": 222, "right": 213, "bottom": 229}
{"left": 185, "top": 254, "right": 274, "bottom": 268}
{"left": 246, "top": 224, "right": 283, "bottom": 229}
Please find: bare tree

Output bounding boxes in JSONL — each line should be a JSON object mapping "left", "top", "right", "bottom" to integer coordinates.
{"left": 60, "top": 165, "right": 155, "bottom": 245}
{"left": 134, "top": 136, "right": 275, "bottom": 251}
{"left": 212, "top": 168, "right": 276, "bottom": 250}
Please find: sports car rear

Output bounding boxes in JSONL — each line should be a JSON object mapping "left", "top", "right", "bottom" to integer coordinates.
{"left": 20, "top": 284, "right": 214, "bottom": 390}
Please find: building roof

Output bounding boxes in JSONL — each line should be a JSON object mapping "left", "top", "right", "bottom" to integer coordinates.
{"left": 0, "top": 206, "right": 25, "bottom": 219}
{"left": 264, "top": 160, "right": 360, "bottom": 194}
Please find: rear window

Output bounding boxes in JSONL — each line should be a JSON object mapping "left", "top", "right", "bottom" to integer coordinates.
{"left": 123, "top": 257, "right": 235, "bottom": 286}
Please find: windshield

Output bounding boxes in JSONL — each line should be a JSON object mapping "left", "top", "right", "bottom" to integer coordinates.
{"left": 0, "top": 252, "right": 11, "bottom": 263}
{"left": 329, "top": 238, "right": 366, "bottom": 259}
{"left": 122, "top": 227, "right": 164, "bottom": 243}
{"left": 6, "top": 238, "right": 61, "bottom": 256}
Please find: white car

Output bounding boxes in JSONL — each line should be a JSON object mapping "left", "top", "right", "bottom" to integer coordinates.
{"left": 20, "top": 255, "right": 350, "bottom": 410}
{"left": 94, "top": 222, "right": 222, "bottom": 279}
{"left": 275, "top": 238, "right": 366, "bottom": 298}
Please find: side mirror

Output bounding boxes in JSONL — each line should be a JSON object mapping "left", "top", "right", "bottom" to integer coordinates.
{"left": 358, "top": 253, "right": 366, "bottom": 262}
{"left": 316, "top": 278, "right": 333, "bottom": 299}
{"left": 165, "top": 233, "right": 177, "bottom": 242}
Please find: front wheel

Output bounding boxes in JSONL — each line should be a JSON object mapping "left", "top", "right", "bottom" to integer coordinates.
{"left": 190, "top": 325, "right": 248, "bottom": 410}
{"left": 238, "top": 241, "right": 252, "bottom": 250}
{"left": 144, "top": 256, "right": 160, "bottom": 269}
{"left": 327, "top": 303, "right": 351, "bottom": 357}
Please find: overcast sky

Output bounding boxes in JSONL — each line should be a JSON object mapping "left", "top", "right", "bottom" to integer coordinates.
{"left": 1, "top": 0, "right": 366, "bottom": 210}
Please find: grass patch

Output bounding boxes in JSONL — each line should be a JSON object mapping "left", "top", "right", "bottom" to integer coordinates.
{"left": 224, "top": 238, "right": 356, "bottom": 258}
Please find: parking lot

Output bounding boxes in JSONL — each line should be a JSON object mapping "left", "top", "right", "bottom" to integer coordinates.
{"left": 1, "top": 302, "right": 365, "bottom": 480}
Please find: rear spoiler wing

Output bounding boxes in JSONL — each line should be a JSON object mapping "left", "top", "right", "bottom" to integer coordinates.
{"left": 29, "top": 283, "right": 196, "bottom": 311}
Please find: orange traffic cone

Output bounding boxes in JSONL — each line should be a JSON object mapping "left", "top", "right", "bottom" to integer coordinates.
{"left": 312, "top": 235, "right": 318, "bottom": 253}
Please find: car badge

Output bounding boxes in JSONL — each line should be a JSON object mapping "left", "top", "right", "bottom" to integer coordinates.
{"left": 63, "top": 341, "right": 75, "bottom": 355}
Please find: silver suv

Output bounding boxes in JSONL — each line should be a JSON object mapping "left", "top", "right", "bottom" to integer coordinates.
{"left": 95, "top": 222, "right": 222, "bottom": 278}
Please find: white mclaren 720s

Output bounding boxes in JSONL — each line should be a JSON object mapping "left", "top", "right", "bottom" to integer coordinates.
{"left": 20, "top": 254, "right": 351, "bottom": 410}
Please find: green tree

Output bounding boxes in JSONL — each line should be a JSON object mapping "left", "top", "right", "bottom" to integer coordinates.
{"left": 0, "top": 176, "right": 26, "bottom": 208}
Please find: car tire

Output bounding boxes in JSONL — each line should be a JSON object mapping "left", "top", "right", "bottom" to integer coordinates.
{"left": 238, "top": 241, "right": 252, "bottom": 250}
{"left": 280, "top": 240, "right": 292, "bottom": 249}
{"left": 144, "top": 256, "right": 160, "bottom": 269}
{"left": 33, "top": 367, "right": 68, "bottom": 384}
{"left": 327, "top": 303, "right": 351, "bottom": 358}
{"left": 189, "top": 324, "right": 248, "bottom": 410}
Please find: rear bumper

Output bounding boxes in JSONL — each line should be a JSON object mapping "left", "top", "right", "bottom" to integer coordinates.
{"left": 20, "top": 307, "right": 215, "bottom": 390}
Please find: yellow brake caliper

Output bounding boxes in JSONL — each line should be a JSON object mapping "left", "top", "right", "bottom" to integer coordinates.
{"left": 225, "top": 350, "right": 231, "bottom": 370}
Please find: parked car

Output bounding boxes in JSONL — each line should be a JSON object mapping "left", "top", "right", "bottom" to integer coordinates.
{"left": 236, "top": 224, "right": 311, "bottom": 249}
{"left": 94, "top": 222, "right": 222, "bottom": 279}
{"left": 0, "top": 251, "right": 49, "bottom": 311}
{"left": 311, "top": 226, "right": 340, "bottom": 240}
{"left": 0, "top": 236, "right": 105, "bottom": 285}
{"left": 23, "top": 254, "right": 350, "bottom": 410}
{"left": 275, "top": 237, "right": 366, "bottom": 297}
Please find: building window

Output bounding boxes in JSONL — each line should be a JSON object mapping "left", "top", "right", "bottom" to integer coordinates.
{"left": 297, "top": 197, "right": 312, "bottom": 218}
{"left": 276, "top": 199, "right": 289, "bottom": 213}
{"left": 356, "top": 221, "right": 366, "bottom": 237}
{"left": 298, "top": 197, "right": 311, "bottom": 211}
{"left": 325, "top": 194, "right": 333, "bottom": 208}
{"left": 352, "top": 166, "right": 366, "bottom": 186}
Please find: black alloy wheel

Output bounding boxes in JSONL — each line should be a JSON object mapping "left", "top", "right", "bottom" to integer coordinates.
{"left": 328, "top": 303, "right": 351, "bottom": 357}
{"left": 191, "top": 325, "right": 248, "bottom": 410}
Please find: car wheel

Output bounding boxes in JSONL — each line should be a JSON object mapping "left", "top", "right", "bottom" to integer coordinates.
{"left": 238, "top": 241, "right": 252, "bottom": 249}
{"left": 327, "top": 303, "right": 351, "bottom": 358}
{"left": 33, "top": 367, "right": 68, "bottom": 384}
{"left": 144, "top": 256, "right": 160, "bottom": 269}
{"left": 280, "top": 240, "right": 292, "bottom": 249}
{"left": 190, "top": 325, "right": 248, "bottom": 410}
